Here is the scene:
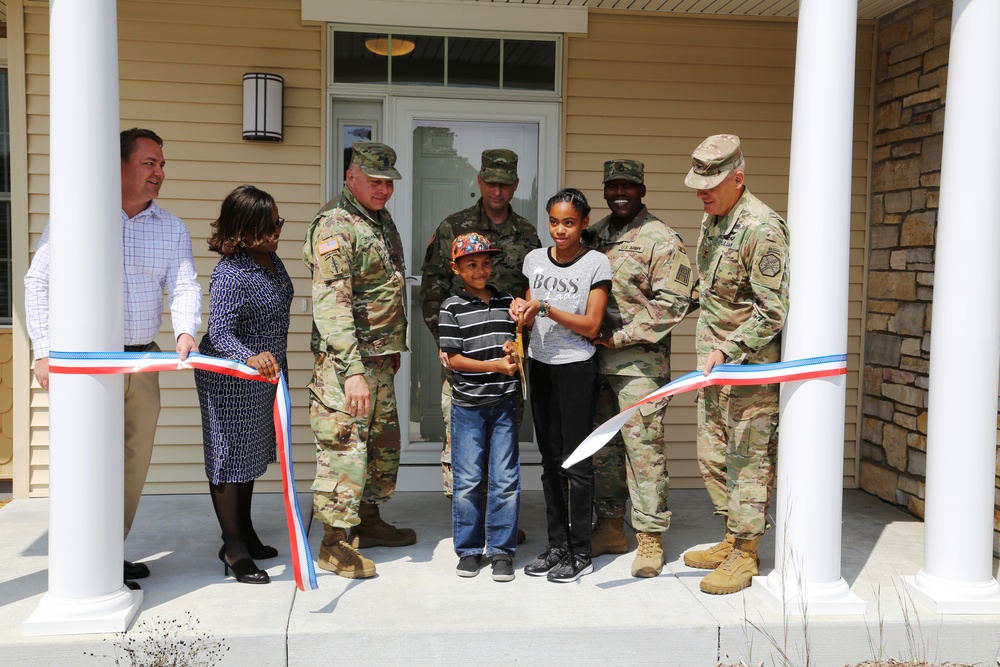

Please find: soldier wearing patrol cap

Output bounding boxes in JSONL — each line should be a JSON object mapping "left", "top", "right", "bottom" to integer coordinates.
{"left": 587, "top": 158, "right": 693, "bottom": 578}
{"left": 681, "top": 134, "right": 789, "bottom": 595}
{"left": 303, "top": 141, "right": 415, "bottom": 579}
{"left": 420, "top": 149, "right": 541, "bottom": 519}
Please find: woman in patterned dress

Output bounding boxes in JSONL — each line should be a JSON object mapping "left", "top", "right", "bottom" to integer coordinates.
{"left": 194, "top": 185, "right": 293, "bottom": 584}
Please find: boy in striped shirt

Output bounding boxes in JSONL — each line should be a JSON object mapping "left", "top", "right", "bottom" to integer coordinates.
{"left": 438, "top": 233, "right": 521, "bottom": 582}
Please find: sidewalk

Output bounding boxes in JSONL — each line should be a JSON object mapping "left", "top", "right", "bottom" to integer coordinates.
{"left": 0, "top": 489, "right": 998, "bottom": 665}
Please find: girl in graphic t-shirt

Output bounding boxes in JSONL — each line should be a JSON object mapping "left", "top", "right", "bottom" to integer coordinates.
{"left": 510, "top": 188, "right": 612, "bottom": 583}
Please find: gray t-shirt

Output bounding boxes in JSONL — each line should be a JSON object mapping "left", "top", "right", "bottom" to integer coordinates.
{"left": 523, "top": 247, "right": 612, "bottom": 365}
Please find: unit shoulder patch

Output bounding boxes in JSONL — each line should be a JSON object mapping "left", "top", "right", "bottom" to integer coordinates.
{"left": 758, "top": 252, "right": 781, "bottom": 278}
{"left": 675, "top": 264, "right": 691, "bottom": 286}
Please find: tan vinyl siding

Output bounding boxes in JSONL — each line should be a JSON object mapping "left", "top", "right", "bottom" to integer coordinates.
{"left": 0, "top": 330, "right": 12, "bottom": 479}
{"left": 23, "top": 0, "right": 323, "bottom": 496}
{"left": 565, "top": 11, "right": 874, "bottom": 488}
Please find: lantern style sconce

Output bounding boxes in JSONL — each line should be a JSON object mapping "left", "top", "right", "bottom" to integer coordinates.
{"left": 242, "top": 72, "right": 283, "bottom": 141}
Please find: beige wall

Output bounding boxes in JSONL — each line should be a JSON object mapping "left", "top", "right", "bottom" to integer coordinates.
{"left": 565, "top": 11, "right": 875, "bottom": 488}
{"left": 20, "top": 0, "right": 324, "bottom": 496}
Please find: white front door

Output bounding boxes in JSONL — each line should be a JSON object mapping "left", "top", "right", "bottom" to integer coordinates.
{"left": 386, "top": 97, "right": 560, "bottom": 491}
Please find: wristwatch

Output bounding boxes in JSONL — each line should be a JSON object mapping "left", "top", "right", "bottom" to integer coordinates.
{"left": 538, "top": 300, "right": 551, "bottom": 318}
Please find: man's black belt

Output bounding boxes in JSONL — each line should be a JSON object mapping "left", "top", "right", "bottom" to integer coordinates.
{"left": 124, "top": 342, "right": 155, "bottom": 352}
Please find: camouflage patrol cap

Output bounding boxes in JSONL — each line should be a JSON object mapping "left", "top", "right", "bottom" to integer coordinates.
{"left": 684, "top": 134, "right": 744, "bottom": 189}
{"left": 479, "top": 149, "right": 519, "bottom": 185}
{"left": 603, "top": 159, "right": 645, "bottom": 185}
{"left": 452, "top": 232, "right": 503, "bottom": 261}
{"left": 351, "top": 141, "right": 402, "bottom": 180}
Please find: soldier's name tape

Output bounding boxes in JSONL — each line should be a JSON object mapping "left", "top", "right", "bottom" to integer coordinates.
{"left": 562, "top": 354, "right": 848, "bottom": 469}
{"left": 48, "top": 350, "right": 319, "bottom": 591}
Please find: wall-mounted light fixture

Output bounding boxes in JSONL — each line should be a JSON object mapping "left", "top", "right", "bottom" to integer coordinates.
{"left": 242, "top": 72, "right": 283, "bottom": 141}
{"left": 365, "top": 37, "right": 415, "bottom": 57}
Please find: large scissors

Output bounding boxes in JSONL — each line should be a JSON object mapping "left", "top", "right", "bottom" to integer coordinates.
{"left": 513, "top": 312, "right": 527, "bottom": 399}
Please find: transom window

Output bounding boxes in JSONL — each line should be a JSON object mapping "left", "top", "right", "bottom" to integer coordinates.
{"left": 332, "top": 30, "right": 557, "bottom": 91}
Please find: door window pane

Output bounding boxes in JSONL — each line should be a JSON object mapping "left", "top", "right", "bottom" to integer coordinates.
{"left": 504, "top": 40, "right": 556, "bottom": 91}
{"left": 392, "top": 35, "right": 445, "bottom": 86}
{"left": 333, "top": 31, "right": 388, "bottom": 84}
{"left": 409, "top": 120, "right": 539, "bottom": 444}
{"left": 448, "top": 38, "right": 500, "bottom": 89}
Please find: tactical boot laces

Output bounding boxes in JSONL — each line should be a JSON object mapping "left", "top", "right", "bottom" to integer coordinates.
{"left": 318, "top": 527, "right": 376, "bottom": 579}
{"left": 683, "top": 533, "right": 736, "bottom": 570}
{"left": 590, "top": 517, "right": 629, "bottom": 557}
{"left": 699, "top": 547, "right": 758, "bottom": 595}
{"left": 631, "top": 532, "right": 664, "bottom": 578}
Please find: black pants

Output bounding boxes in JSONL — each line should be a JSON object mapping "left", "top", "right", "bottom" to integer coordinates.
{"left": 529, "top": 357, "right": 597, "bottom": 557}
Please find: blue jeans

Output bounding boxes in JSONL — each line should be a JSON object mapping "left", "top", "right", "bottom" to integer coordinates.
{"left": 451, "top": 394, "right": 521, "bottom": 558}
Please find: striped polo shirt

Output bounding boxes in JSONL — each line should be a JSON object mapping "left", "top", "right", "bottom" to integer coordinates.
{"left": 439, "top": 286, "right": 518, "bottom": 408}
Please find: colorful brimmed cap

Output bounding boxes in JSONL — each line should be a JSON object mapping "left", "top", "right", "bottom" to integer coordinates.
{"left": 451, "top": 232, "right": 503, "bottom": 260}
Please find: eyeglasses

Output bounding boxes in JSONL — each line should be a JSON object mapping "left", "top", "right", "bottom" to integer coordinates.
{"left": 276, "top": 217, "right": 285, "bottom": 229}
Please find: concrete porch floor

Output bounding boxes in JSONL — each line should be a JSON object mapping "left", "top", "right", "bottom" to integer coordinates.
{"left": 1, "top": 488, "right": 999, "bottom": 666}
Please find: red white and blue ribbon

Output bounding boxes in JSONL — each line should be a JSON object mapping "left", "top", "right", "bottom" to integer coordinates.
{"left": 48, "top": 350, "right": 319, "bottom": 591}
{"left": 562, "top": 354, "right": 848, "bottom": 469}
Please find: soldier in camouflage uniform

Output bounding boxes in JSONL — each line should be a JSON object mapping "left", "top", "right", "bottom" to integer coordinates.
{"left": 303, "top": 141, "right": 416, "bottom": 579}
{"left": 420, "top": 149, "right": 541, "bottom": 500}
{"left": 588, "top": 159, "right": 693, "bottom": 578}
{"left": 681, "top": 134, "right": 789, "bottom": 595}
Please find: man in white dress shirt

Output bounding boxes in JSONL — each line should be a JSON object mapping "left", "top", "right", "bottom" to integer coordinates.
{"left": 24, "top": 128, "right": 202, "bottom": 587}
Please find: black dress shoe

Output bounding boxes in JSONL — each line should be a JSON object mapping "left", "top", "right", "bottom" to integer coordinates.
{"left": 124, "top": 560, "right": 150, "bottom": 580}
{"left": 220, "top": 534, "right": 278, "bottom": 560}
{"left": 248, "top": 543, "right": 279, "bottom": 560}
{"left": 218, "top": 546, "right": 269, "bottom": 584}
{"left": 124, "top": 580, "right": 141, "bottom": 591}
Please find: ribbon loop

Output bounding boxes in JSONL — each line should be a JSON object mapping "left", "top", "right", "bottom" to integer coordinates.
{"left": 562, "top": 354, "right": 847, "bottom": 469}
{"left": 48, "top": 350, "right": 319, "bottom": 591}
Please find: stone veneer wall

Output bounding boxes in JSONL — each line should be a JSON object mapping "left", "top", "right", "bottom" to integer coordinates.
{"left": 862, "top": 0, "right": 1000, "bottom": 555}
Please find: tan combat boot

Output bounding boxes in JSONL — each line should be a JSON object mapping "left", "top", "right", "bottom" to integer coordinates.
{"left": 699, "top": 536, "right": 761, "bottom": 595}
{"left": 348, "top": 502, "right": 417, "bottom": 548}
{"left": 631, "top": 532, "right": 664, "bottom": 578}
{"left": 683, "top": 533, "right": 735, "bottom": 569}
{"left": 591, "top": 516, "right": 629, "bottom": 557}
{"left": 318, "top": 524, "right": 376, "bottom": 579}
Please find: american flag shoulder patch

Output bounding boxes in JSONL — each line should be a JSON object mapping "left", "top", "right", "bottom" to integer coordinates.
{"left": 318, "top": 239, "right": 340, "bottom": 254}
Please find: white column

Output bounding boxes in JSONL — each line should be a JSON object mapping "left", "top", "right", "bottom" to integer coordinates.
{"left": 754, "top": 0, "right": 864, "bottom": 614}
{"left": 24, "top": 0, "right": 139, "bottom": 635}
{"left": 904, "top": 0, "right": 1000, "bottom": 614}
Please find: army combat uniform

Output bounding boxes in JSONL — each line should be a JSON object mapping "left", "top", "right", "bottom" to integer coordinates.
{"left": 589, "top": 205, "right": 692, "bottom": 535}
{"left": 304, "top": 185, "right": 408, "bottom": 529}
{"left": 694, "top": 186, "right": 788, "bottom": 540}
{"left": 420, "top": 153, "right": 540, "bottom": 496}
{"left": 680, "top": 133, "right": 789, "bottom": 595}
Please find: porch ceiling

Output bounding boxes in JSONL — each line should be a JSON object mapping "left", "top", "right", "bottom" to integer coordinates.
{"left": 464, "top": 0, "right": 916, "bottom": 21}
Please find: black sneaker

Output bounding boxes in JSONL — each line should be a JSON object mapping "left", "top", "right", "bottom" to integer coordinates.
{"left": 547, "top": 554, "right": 594, "bottom": 583}
{"left": 491, "top": 555, "right": 515, "bottom": 582}
{"left": 456, "top": 554, "right": 482, "bottom": 578}
{"left": 523, "top": 546, "right": 567, "bottom": 577}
